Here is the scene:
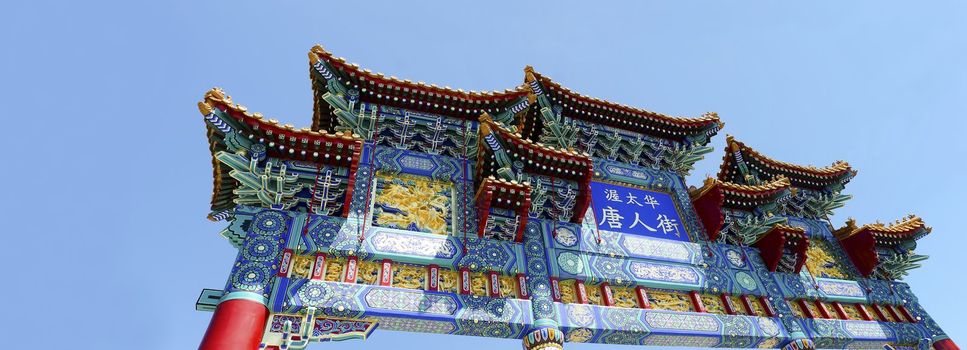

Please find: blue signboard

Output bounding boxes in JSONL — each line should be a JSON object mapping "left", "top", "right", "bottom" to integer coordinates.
{"left": 589, "top": 181, "right": 689, "bottom": 242}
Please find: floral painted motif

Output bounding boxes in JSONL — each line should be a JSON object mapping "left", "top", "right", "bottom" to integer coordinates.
{"left": 629, "top": 261, "right": 700, "bottom": 284}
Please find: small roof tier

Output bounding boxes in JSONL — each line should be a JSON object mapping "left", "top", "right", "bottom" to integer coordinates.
{"left": 690, "top": 176, "right": 793, "bottom": 210}
{"left": 476, "top": 114, "right": 594, "bottom": 184}
{"left": 689, "top": 176, "right": 793, "bottom": 241}
{"left": 834, "top": 216, "right": 931, "bottom": 278}
{"left": 475, "top": 114, "right": 594, "bottom": 224}
{"left": 200, "top": 88, "right": 363, "bottom": 214}
{"left": 523, "top": 66, "right": 723, "bottom": 142}
{"left": 717, "top": 135, "right": 855, "bottom": 191}
{"left": 834, "top": 215, "right": 931, "bottom": 248}
{"left": 309, "top": 45, "right": 528, "bottom": 132}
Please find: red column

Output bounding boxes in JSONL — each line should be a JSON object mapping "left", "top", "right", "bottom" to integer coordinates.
{"left": 934, "top": 339, "right": 961, "bottom": 350}
{"left": 758, "top": 296, "right": 776, "bottom": 317}
{"left": 310, "top": 253, "right": 326, "bottom": 280}
{"left": 343, "top": 256, "right": 359, "bottom": 283}
{"left": 797, "top": 300, "right": 815, "bottom": 319}
{"left": 198, "top": 298, "right": 269, "bottom": 350}
{"left": 897, "top": 305, "right": 917, "bottom": 323}
{"left": 884, "top": 304, "right": 903, "bottom": 323}
{"left": 870, "top": 304, "right": 887, "bottom": 322}
{"left": 487, "top": 271, "right": 502, "bottom": 298}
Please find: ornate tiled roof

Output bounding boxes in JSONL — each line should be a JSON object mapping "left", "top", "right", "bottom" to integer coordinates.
{"left": 690, "top": 176, "right": 793, "bottom": 211}
{"left": 718, "top": 135, "right": 855, "bottom": 190}
{"left": 200, "top": 88, "right": 363, "bottom": 213}
{"left": 834, "top": 215, "right": 931, "bottom": 245}
{"left": 309, "top": 45, "right": 528, "bottom": 131}
{"left": 524, "top": 66, "right": 723, "bottom": 141}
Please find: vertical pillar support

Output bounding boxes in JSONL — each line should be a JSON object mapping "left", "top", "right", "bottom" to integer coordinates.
{"left": 855, "top": 304, "right": 873, "bottom": 321}
{"left": 426, "top": 264, "right": 440, "bottom": 292}
{"left": 574, "top": 280, "right": 589, "bottom": 304}
{"left": 599, "top": 282, "right": 614, "bottom": 307}
{"left": 689, "top": 291, "right": 706, "bottom": 313}
{"left": 830, "top": 301, "right": 848, "bottom": 320}
{"left": 739, "top": 295, "right": 756, "bottom": 316}
{"left": 343, "top": 256, "right": 359, "bottom": 283}
{"left": 721, "top": 294, "right": 737, "bottom": 315}
{"left": 198, "top": 292, "right": 269, "bottom": 350}
{"left": 378, "top": 259, "right": 393, "bottom": 286}
{"left": 459, "top": 267, "right": 472, "bottom": 295}
{"left": 516, "top": 273, "right": 529, "bottom": 299}
{"left": 549, "top": 277, "right": 562, "bottom": 302}
{"left": 634, "top": 286, "right": 651, "bottom": 309}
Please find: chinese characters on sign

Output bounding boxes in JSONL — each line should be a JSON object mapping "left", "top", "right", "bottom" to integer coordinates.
{"left": 589, "top": 181, "right": 689, "bottom": 242}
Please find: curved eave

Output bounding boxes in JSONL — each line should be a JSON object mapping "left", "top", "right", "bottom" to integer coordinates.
{"left": 200, "top": 88, "right": 364, "bottom": 212}
{"left": 835, "top": 216, "right": 931, "bottom": 247}
{"left": 479, "top": 113, "right": 594, "bottom": 180}
{"left": 690, "top": 176, "right": 792, "bottom": 209}
{"left": 309, "top": 45, "right": 527, "bottom": 129}
{"left": 524, "top": 67, "right": 722, "bottom": 141}
{"left": 717, "top": 135, "right": 855, "bottom": 190}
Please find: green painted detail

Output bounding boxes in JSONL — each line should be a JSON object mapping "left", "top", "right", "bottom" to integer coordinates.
{"left": 220, "top": 291, "right": 269, "bottom": 306}
{"left": 216, "top": 151, "right": 303, "bottom": 210}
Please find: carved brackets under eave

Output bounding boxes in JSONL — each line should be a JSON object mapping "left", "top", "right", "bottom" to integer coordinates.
{"left": 474, "top": 177, "right": 531, "bottom": 242}
{"left": 753, "top": 224, "right": 808, "bottom": 273}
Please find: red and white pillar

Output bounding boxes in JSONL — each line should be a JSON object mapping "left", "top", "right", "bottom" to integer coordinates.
{"left": 198, "top": 293, "right": 269, "bottom": 350}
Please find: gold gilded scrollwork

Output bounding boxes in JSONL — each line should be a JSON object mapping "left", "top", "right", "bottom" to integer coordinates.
{"left": 373, "top": 173, "right": 453, "bottom": 236}
{"left": 392, "top": 263, "right": 425, "bottom": 290}
{"left": 842, "top": 303, "right": 863, "bottom": 320}
{"left": 701, "top": 294, "right": 726, "bottom": 314}
{"left": 439, "top": 269, "right": 459, "bottom": 293}
{"left": 586, "top": 283, "right": 603, "bottom": 305}
{"left": 498, "top": 275, "right": 517, "bottom": 298}
{"left": 647, "top": 290, "right": 692, "bottom": 312}
{"left": 290, "top": 255, "right": 314, "bottom": 279}
{"left": 611, "top": 286, "right": 637, "bottom": 308}
{"left": 558, "top": 280, "right": 577, "bottom": 304}
{"left": 804, "top": 239, "right": 849, "bottom": 279}
{"left": 324, "top": 258, "right": 345, "bottom": 282}
{"left": 470, "top": 272, "right": 488, "bottom": 296}
{"left": 357, "top": 260, "right": 380, "bottom": 285}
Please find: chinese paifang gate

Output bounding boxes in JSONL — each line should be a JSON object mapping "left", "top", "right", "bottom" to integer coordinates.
{"left": 194, "top": 45, "right": 958, "bottom": 350}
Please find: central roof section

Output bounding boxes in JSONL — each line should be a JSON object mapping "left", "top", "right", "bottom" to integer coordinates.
{"left": 308, "top": 44, "right": 720, "bottom": 143}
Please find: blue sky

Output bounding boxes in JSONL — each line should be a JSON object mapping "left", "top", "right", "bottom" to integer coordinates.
{"left": 2, "top": 1, "right": 965, "bottom": 348}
